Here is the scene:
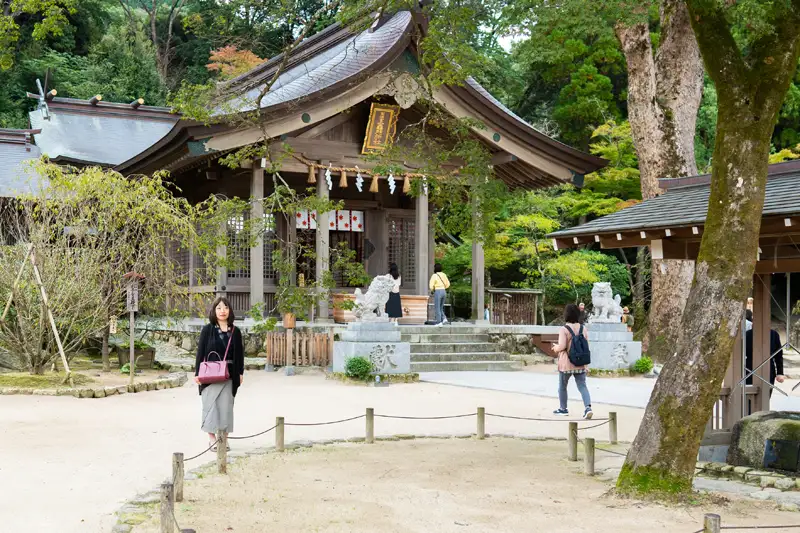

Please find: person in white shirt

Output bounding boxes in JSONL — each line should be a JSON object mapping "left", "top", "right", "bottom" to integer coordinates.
{"left": 385, "top": 263, "right": 403, "bottom": 323}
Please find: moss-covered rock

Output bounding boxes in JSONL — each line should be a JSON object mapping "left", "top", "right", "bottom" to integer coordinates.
{"left": 728, "top": 411, "right": 800, "bottom": 469}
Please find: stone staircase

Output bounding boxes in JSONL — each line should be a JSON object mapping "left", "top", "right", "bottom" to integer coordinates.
{"left": 401, "top": 326, "right": 518, "bottom": 372}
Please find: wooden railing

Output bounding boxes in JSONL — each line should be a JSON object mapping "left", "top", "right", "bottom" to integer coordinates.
{"left": 703, "top": 385, "right": 760, "bottom": 445}
{"left": 265, "top": 330, "right": 332, "bottom": 367}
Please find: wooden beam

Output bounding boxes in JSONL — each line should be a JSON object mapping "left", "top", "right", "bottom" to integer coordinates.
{"left": 297, "top": 111, "right": 359, "bottom": 139}
{"left": 491, "top": 152, "right": 518, "bottom": 165}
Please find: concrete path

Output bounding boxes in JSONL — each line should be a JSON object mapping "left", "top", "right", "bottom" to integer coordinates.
{"left": 0, "top": 372, "right": 645, "bottom": 533}
{"left": 420, "top": 368, "right": 800, "bottom": 411}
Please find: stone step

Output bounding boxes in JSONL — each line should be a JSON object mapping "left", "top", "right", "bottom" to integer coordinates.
{"left": 400, "top": 326, "right": 487, "bottom": 335}
{"left": 411, "top": 352, "right": 511, "bottom": 362}
{"left": 412, "top": 360, "right": 520, "bottom": 372}
{"left": 401, "top": 333, "right": 490, "bottom": 343}
{"left": 410, "top": 342, "right": 499, "bottom": 354}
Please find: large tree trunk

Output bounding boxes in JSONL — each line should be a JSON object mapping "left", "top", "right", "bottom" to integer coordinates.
{"left": 645, "top": 259, "right": 694, "bottom": 360}
{"left": 618, "top": 1, "right": 800, "bottom": 496}
{"left": 615, "top": 0, "right": 704, "bottom": 361}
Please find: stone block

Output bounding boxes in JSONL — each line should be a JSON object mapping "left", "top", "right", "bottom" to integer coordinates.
{"left": 745, "top": 470, "right": 771, "bottom": 482}
{"left": 181, "top": 337, "right": 194, "bottom": 351}
{"left": 728, "top": 411, "right": 800, "bottom": 469}
{"left": 104, "top": 387, "right": 118, "bottom": 396}
{"left": 333, "top": 335, "right": 411, "bottom": 374}
{"left": 733, "top": 466, "right": 753, "bottom": 478}
{"left": 776, "top": 477, "right": 796, "bottom": 490}
{"left": 94, "top": 388, "right": 106, "bottom": 398}
{"left": 588, "top": 340, "right": 642, "bottom": 371}
{"left": 761, "top": 476, "right": 778, "bottom": 488}
{"left": 79, "top": 388, "right": 94, "bottom": 398}
{"left": 750, "top": 491, "right": 773, "bottom": 500}
{"left": 781, "top": 503, "right": 800, "bottom": 512}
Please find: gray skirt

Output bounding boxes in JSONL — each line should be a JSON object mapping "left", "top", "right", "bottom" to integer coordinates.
{"left": 201, "top": 380, "right": 234, "bottom": 433}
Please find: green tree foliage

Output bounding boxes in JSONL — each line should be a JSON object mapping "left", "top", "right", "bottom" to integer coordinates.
{"left": 0, "top": 0, "right": 77, "bottom": 69}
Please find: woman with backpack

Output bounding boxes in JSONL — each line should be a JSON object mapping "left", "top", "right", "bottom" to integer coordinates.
{"left": 551, "top": 303, "right": 593, "bottom": 419}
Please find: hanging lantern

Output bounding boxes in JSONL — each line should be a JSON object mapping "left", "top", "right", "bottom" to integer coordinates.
{"left": 307, "top": 165, "right": 316, "bottom": 184}
{"left": 369, "top": 175, "right": 379, "bottom": 193}
{"left": 403, "top": 175, "right": 411, "bottom": 194}
{"left": 339, "top": 170, "right": 348, "bottom": 188}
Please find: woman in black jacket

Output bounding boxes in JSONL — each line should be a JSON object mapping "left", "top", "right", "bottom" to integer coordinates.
{"left": 195, "top": 297, "right": 245, "bottom": 449}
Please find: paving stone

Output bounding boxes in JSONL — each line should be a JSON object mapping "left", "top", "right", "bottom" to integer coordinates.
{"left": 112, "top": 525, "right": 133, "bottom": 533}
{"left": 750, "top": 491, "right": 773, "bottom": 501}
{"left": 131, "top": 491, "right": 160, "bottom": 505}
{"left": 733, "top": 466, "right": 753, "bottom": 478}
{"left": 721, "top": 465, "right": 735, "bottom": 473}
{"left": 745, "top": 470, "right": 771, "bottom": 482}
{"left": 776, "top": 478, "right": 796, "bottom": 490}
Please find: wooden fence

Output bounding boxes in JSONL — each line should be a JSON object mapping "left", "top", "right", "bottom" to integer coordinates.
{"left": 265, "top": 330, "right": 332, "bottom": 367}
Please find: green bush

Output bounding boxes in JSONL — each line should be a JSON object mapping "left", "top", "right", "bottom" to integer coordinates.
{"left": 632, "top": 356, "right": 654, "bottom": 374}
{"left": 345, "top": 356, "right": 373, "bottom": 380}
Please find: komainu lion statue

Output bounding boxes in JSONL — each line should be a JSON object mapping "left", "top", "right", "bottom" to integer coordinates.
{"left": 353, "top": 274, "right": 395, "bottom": 321}
{"left": 590, "top": 282, "right": 624, "bottom": 323}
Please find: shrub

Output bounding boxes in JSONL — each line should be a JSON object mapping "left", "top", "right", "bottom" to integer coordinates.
{"left": 632, "top": 356, "right": 654, "bottom": 374}
{"left": 345, "top": 356, "right": 373, "bottom": 380}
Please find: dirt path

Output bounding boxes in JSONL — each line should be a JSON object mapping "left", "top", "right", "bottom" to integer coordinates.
{"left": 0, "top": 372, "right": 645, "bottom": 533}
{"left": 137, "top": 438, "right": 794, "bottom": 533}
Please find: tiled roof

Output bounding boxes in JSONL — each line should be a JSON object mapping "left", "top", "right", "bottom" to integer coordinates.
{"left": 0, "top": 129, "right": 44, "bottom": 197}
{"left": 549, "top": 163, "right": 800, "bottom": 238}
{"left": 224, "top": 11, "right": 413, "bottom": 113}
{"left": 29, "top": 100, "right": 178, "bottom": 166}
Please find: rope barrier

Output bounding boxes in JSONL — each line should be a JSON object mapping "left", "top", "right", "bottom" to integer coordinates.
{"left": 375, "top": 413, "right": 476, "bottom": 420}
{"left": 184, "top": 438, "right": 220, "bottom": 462}
{"left": 487, "top": 413, "right": 609, "bottom": 423}
{"left": 228, "top": 424, "right": 279, "bottom": 440}
{"left": 285, "top": 414, "right": 366, "bottom": 426}
{"left": 692, "top": 526, "right": 800, "bottom": 532}
{"left": 576, "top": 420, "right": 611, "bottom": 431}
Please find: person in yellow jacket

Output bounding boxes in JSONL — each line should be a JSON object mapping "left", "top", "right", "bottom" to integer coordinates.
{"left": 429, "top": 263, "right": 450, "bottom": 326}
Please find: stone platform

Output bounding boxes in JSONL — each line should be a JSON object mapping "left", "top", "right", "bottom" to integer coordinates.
{"left": 587, "top": 323, "right": 642, "bottom": 370}
{"left": 333, "top": 322, "right": 411, "bottom": 374}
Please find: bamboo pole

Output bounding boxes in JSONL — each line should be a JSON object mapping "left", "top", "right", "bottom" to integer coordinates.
{"left": 29, "top": 247, "right": 73, "bottom": 385}
{"left": 1, "top": 243, "right": 33, "bottom": 321}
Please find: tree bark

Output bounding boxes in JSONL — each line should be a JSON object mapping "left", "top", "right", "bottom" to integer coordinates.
{"left": 645, "top": 258, "right": 694, "bottom": 360}
{"left": 618, "top": 1, "right": 800, "bottom": 496}
{"left": 616, "top": 0, "right": 704, "bottom": 361}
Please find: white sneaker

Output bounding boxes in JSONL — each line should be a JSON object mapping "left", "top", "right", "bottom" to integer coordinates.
{"left": 437, "top": 322, "right": 444, "bottom": 327}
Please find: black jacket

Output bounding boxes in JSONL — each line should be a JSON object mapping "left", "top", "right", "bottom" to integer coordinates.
{"left": 195, "top": 323, "right": 245, "bottom": 397}
{"left": 745, "top": 328, "right": 784, "bottom": 385}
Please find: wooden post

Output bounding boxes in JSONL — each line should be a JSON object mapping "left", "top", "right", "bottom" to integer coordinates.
{"left": 584, "top": 438, "right": 595, "bottom": 475}
{"left": 160, "top": 482, "right": 174, "bottom": 533}
{"left": 366, "top": 408, "right": 374, "bottom": 443}
{"left": 216, "top": 431, "right": 227, "bottom": 474}
{"left": 477, "top": 407, "right": 485, "bottom": 440}
{"left": 287, "top": 328, "right": 294, "bottom": 367}
{"left": 608, "top": 412, "right": 618, "bottom": 444}
{"left": 276, "top": 416, "right": 285, "bottom": 452}
{"left": 129, "top": 308, "right": 135, "bottom": 387}
{"left": 703, "top": 513, "right": 721, "bottom": 533}
{"left": 173, "top": 453, "right": 184, "bottom": 502}
{"left": 568, "top": 422, "right": 578, "bottom": 461}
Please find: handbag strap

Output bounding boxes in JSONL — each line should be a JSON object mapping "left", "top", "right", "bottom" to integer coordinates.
{"left": 221, "top": 325, "right": 234, "bottom": 362}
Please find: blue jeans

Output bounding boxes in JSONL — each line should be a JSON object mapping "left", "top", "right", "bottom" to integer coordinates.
{"left": 434, "top": 289, "right": 447, "bottom": 323}
{"left": 558, "top": 371, "right": 591, "bottom": 411}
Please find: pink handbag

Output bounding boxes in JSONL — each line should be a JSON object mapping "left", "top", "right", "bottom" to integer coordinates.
{"left": 198, "top": 326, "right": 234, "bottom": 385}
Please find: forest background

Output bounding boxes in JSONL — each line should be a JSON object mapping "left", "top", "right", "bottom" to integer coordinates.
{"left": 3, "top": 0, "right": 800, "bottom": 328}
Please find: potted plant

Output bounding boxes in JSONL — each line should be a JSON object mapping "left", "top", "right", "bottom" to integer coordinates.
{"left": 331, "top": 242, "right": 372, "bottom": 323}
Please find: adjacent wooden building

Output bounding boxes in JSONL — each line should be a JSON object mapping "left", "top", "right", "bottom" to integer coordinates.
{"left": 549, "top": 160, "right": 800, "bottom": 440}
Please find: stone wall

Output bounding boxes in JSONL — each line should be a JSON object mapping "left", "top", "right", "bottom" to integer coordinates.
{"left": 142, "top": 329, "right": 266, "bottom": 356}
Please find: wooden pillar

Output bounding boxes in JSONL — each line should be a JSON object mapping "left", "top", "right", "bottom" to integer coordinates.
{"left": 471, "top": 197, "right": 486, "bottom": 323}
{"left": 250, "top": 165, "right": 265, "bottom": 307}
{"left": 216, "top": 220, "right": 227, "bottom": 297}
{"left": 415, "top": 192, "right": 429, "bottom": 296}
{"left": 428, "top": 209, "right": 436, "bottom": 320}
{"left": 287, "top": 208, "right": 297, "bottom": 286}
{"left": 316, "top": 165, "right": 330, "bottom": 321}
{"left": 753, "top": 274, "right": 772, "bottom": 413}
